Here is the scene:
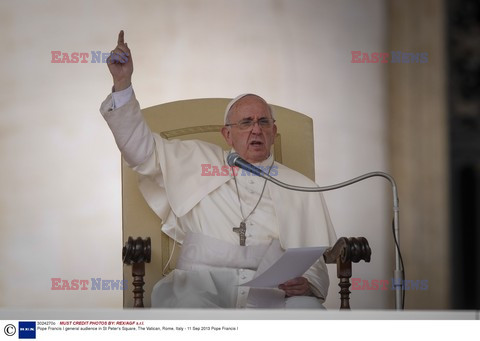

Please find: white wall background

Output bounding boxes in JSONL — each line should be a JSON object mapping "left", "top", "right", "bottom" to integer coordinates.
{"left": 0, "top": 0, "right": 391, "bottom": 309}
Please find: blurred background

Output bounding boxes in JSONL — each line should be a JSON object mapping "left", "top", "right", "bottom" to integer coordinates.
{"left": 0, "top": 0, "right": 478, "bottom": 310}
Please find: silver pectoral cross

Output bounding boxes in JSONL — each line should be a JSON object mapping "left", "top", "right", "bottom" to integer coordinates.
{"left": 233, "top": 221, "right": 247, "bottom": 246}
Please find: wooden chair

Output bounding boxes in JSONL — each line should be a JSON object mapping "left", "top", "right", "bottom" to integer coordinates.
{"left": 121, "top": 98, "right": 371, "bottom": 309}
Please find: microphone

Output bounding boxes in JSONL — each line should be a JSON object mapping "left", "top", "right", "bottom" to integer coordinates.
{"left": 227, "top": 153, "right": 267, "bottom": 177}
{"left": 227, "top": 152, "right": 404, "bottom": 310}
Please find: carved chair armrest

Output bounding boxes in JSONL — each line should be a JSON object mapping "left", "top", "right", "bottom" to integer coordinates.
{"left": 123, "top": 236, "right": 151, "bottom": 308}
{"left": 121, "top": 236, "right": 371, "bottom": 309}
{"left": 323, "top": 237, "right": 371, "bottom": 310}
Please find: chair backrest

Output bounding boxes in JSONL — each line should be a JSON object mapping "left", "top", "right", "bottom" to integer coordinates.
{"left": 122, "top": 98, "right": 315, "bottom": 307}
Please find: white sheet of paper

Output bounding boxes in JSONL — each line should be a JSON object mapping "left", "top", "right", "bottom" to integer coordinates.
{"left": 242, "top": 246, "right": 328, "bottom": 288}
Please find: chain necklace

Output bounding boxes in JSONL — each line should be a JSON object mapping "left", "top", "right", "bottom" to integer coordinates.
{"left": 232, "top": 157, "right": 274, "bottom": 246}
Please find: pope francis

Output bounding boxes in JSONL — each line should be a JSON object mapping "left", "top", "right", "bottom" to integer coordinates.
{"left": 100, "top": 31, "right": 337, "bottom": 309}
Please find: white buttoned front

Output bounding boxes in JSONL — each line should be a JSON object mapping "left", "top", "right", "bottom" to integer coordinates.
{"left": 236, "top": 268, "right": 255, "bottom": 308}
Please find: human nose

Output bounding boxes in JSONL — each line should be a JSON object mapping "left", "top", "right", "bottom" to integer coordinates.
{"left": 250, "top": 121, "right": 262, "bottom": 133}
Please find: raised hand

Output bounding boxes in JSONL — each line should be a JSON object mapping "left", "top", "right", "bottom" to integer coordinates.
{"left": 107, "top": 30, "right": 133, "bottom": 92}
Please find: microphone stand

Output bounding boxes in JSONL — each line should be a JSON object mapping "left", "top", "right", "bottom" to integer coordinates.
{"left": 228, "top": 154, "right": 404, "bottom": 310}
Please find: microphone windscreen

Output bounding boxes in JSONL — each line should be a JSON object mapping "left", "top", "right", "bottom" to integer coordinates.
{"left": 227, "top": 152, "right": 240, "bottom": 167}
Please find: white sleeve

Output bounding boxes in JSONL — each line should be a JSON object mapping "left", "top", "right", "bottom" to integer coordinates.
{"left": 303, "top": 258, "right": 330, "bottom": 302}
{"left": 99, "top": 90, "right": 155, "bottom": 168}
{"left": 111, "top": 85, "right": 133, "bottom": 109}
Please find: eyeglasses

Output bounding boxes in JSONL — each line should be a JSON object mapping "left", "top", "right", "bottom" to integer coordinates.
{"left": 225, "top": 118, "right": 276, "bottom": 130}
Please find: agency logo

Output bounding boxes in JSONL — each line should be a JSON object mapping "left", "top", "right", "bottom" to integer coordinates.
{"left": 50, "top": 51, "right": 129, "bottom": 64}
{"left": 351, "top": 51, "right": 428, "bottom": 64}
{"left": 18, "top": 321, "right": 36, "bottom": 339}
{"left": 201, "top": 164, "right": 279, "bottom": 177}
{"left": 3, "top": 324, "right": 16, "bottom": 336}
{"left": 350, "top": 278, "right": 429, "bottom": 290}
{"left": 51, "top": 277, "right": 127, "bottom": 290}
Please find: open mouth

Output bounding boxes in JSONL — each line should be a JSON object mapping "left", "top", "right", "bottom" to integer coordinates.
{"left": 249, "top": 140, "right": 264, "bottom": 146}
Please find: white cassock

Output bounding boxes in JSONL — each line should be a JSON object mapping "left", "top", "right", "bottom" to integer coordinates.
{"left": 100, "top": 87, "right": 337, "bottom": 309}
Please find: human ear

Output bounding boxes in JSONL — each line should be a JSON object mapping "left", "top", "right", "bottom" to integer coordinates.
{"left": 221, "top": 126, "right": 233, "bottom": 146}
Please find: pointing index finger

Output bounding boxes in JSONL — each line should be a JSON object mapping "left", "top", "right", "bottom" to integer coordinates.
{"left": 117, "top": 30, "right": 124, "bottom": 45}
